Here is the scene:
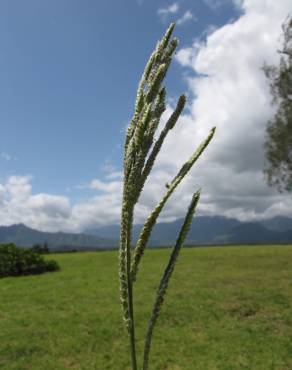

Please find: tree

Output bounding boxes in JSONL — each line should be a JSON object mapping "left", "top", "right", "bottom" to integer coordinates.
{"left": 31, "top": 242, "right": 49, "bottom": 254}
{"left": 43, "top": 241, "right": 49, "bottom": 254}
{"left": 263, "top": 16, "right": 292, "bottom": 192}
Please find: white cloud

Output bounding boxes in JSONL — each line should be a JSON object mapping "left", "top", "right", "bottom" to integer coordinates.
{"left": 101, "top": 162, "right": 123, "bottom": 180}
{"left": 157, "top": 3, "right": 195, "bottom": 26}
{"left": 177, "top": 10, "right": 195, "bottom": 26}
{"left": 176, "top": 41, "right": 202, "bottom": 67}
{"left": 0, "top": 174, "right": 122, "bottom": 232}
{"left": 0, "top": 152, "right": 18, "bottom": 161}
{"left": 0, "top": 0, "right": 292, "bottom": 233}
{"left": 71, "top": 192, "right": 122, "bottom": 230}
{"left": 203, "top": 0, "right": 234, "bottom": 10}
{"left": 6, "top": 176, "right": 32, "bottom": 201}
{"left": 0, "top": 184, "right": 5, "bottom": 205}
{"left": 158, "top": 3, "right": 179, "bottom": 21}
{"left": 90, "top": 178, "right": 122, "bottom": 193}
{"left": 0, "top": 176, "right": 73, "bottom": 232}
{"left": 105, "top": 171, "right": 123, "bottom": 180}
{"left": 167, "top": 0, "right": 291, "bottom": 221}
{"left": 28, "top": 194, "right": 71, "bottom": 218}
{"left": 1, "top": 153, "right": 12, "bottom": 161}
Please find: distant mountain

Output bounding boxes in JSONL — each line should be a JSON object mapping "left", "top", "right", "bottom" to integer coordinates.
{"left": 0, "top": 224, "right": 117, "bottom": 251}
{"left": 259, "top": 216, "right": 292, "bottom": 232}
{"left": 86, "top": 216, "right": 242, "bottom": 244}
{"left": 86, "top": 216, "right": 292, "bottom": 245}
{"left": 1, "top": 215, "right": 292, "bottom": 251}
{"left": 87, "top": 224, "right": 121, "bottom": 241}
{"left": 224, "top": 223, "right": 292, "bottom": 244}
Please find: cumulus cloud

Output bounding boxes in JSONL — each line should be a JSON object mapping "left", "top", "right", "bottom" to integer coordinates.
{"left": 71, "top": 192, "right": 122, "bottom": 231}
{"left": 203, "top": 0, "right": 241, "bottom": 10}
{"left": 157, "top": 3, "right": 195, "bottom": 26}
{"left": 177, "top": 10, "right": 195, "bottom": 26}
{"left": 1, "top": 0, "right": 292, "bottom": 232}
{"left": 0, "top": 184, "right": 5, "bottom": 205}
{"left": 0, "top": 152, "right": 18, "bottom": 161}
{"left": 105, "top": 171, "right": 123, "bottom": 180}
{"left": 168, "top": 0, "right": 292, "bottom": 221}
{"left": 101, "top": 162, "right": 123, "bottom": 180}
{"left": 0, "top": 175, "right": 122, "bottom": 232}
{"left": 90, "top": 178, "right": 122, "bottom": 193}
{"left": 176, "top": 41, "right": 202, "bottom": 67}
{"left": 0, "top": 176, "right": 72, "bottom": 231}
{"left": 158, "top": 3, "right": 179, "bottom": 21}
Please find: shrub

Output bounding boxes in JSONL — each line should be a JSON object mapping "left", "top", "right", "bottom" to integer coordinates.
{"left": 45, "top": 260, "right": 60, "bottom": 272}
{"left": 0, "top": 243, "right": 60, "bottom": 278}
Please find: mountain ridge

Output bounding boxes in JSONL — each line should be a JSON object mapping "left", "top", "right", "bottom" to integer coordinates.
{"left": 86, "top": 215, "right": 292, "bottom": 245}
{"left": 0, "top": 223, "right": 117, "bottom": 250}
{"left": 0, "top": 215, "right": 292, "bottom": 251}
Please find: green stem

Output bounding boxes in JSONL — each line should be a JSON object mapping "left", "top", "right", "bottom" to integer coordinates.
{"left": 127, "top": 271, "right": 137, "bottom": 370}
{"left": 126, "top": 212, "right": 137, "bottom": 370}
{"left": 142, "top": 191, "right": 201, "bottom": 370}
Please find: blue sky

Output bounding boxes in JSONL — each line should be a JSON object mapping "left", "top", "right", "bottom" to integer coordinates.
{"left": 0, "top": 0, "right": 291, "bottom": 232}
{"left": 0, "top": 0, "right": 240, "bottom": 200}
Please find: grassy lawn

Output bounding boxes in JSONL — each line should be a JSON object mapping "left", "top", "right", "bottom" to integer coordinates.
{"left": 0, "top": 245, "right": 292, "bottom": 370}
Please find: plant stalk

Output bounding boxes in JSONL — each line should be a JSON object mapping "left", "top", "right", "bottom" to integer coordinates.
{"left": 142, "top": 190, "right": 201, "bottom": 370}
{"left": 127, "top": 209, "right": 138, "bottom": 370}
{"left": 127, "top": 273, "right": 137, "bottom": 370}
{"left": 118, "top": 22, "right": 215, "bottom": 370}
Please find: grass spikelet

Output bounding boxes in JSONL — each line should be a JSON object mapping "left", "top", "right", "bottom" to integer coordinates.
{"left": 131, "top": 127, "right": 215, "bottom": 281}
{"left": 142, "top": 190, "right": 201, "bottom": 370}
{"left": 118, "top": 22, "right": 215, "bottom": 370}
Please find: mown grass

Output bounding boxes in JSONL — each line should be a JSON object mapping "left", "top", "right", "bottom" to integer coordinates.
{"left": 0, "top": 245, "right": 292, "bottom": 370}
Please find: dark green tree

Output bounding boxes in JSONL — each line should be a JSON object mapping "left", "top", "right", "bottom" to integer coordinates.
{"left": 43, "top": 241, "right": 49, "bottom": 254}
{"left": 263, "top": 16, "right": 292, "bottom": 192}
{"left": 31, "top": 242, "right": 49, "bottom": 254}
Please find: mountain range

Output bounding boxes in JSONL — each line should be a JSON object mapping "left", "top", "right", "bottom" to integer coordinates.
{"left": 86, "top": 215, "right": 292, "bottom": 246}
{"left": 0, "top": 215, "right": 292, "bottom": 251}
{"left": 0, "top": 223, "right": 114, "bottom": 251}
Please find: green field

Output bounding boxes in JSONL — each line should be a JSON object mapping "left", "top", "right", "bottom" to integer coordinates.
{"left": 0, "top": 246, "right": 292, "bottom": 370}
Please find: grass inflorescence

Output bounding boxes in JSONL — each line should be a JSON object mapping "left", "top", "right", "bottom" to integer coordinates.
{"left": 119, "top": 23, "right": 215, "bottom": 369}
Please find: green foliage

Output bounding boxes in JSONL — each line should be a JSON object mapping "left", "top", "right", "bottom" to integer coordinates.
{"left": 0, "top": 243, "right": 59, "bottom": 278}
{"left": 0, "top": 248, "right": 292, "bottom": 369}
{"left": 31, "top": 242, "right": 50, "bottom": 254}
{"left": 263, "top": 16, "right": 292, "bottom": 192}
{"left": 119, "top": 23, "right": 215, "bottom": 369}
